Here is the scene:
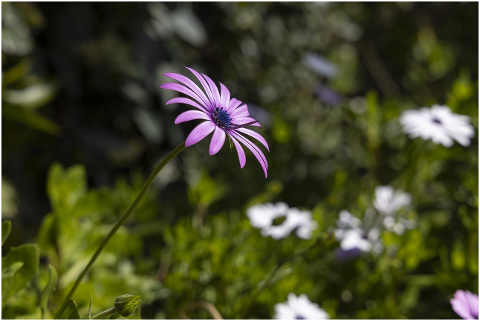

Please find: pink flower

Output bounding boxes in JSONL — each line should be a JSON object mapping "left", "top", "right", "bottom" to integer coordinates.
{"left": 161, "top": 67, "right": 269, "bottom": 177}
{"left": 451, "top": 290, "right": 479, "bottom": 319}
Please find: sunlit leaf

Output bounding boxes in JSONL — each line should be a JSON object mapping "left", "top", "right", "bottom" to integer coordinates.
{"left": 2, "top": 220, "right": 12, "bottom": 245}
{"left": 58, "top": 299, "right": 80, "bottom": 319}
{"left": 88, "top": 294, "right": 93, "bottom": 319}
{"left": 47, "top": 163, "right": 87, "bottom": 215}
{"left": 2, "top": 244, "right": 40, "bottom": 303}
{"left": 37, "top": 213, "right": 58, "bottom": 256}
{"left": 172, "top": 8, "right": 207, "bottom": 46}
{"left": 3, "top": 82, "right": 57, "bottom": 110}
{"left": 40, "top": 264, "right": 58, "bottom": 319}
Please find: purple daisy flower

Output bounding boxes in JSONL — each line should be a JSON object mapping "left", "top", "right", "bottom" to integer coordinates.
{"left": 160, "top": 67, "right": 269, "bottom": 177}
{"left": 451, "top": 290, "right": 479, "bottom": 319}
{"left": 314, "top": 85, "right": 342, "bottom": 107}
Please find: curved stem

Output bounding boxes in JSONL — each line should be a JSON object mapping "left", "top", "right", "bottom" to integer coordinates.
{"left": 178, "top": 301, "right": 223, "bottom": 319}
{"left": 92, "top": 307, "right": 116, "bottom": 319}
{"left": 55, "top": 142, "right": 186, "bottom": 318}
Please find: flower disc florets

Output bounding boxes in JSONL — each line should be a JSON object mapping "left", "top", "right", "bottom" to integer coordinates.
{"left": 212, "top": 107, "right": 231, "bottom": 129}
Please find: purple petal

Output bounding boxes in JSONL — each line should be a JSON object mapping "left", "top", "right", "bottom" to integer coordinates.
{"left": 175, "top": 110, "right": 210, "bottom": 124}
{"left": 201, "top": 73, "right": 221, "bottom": 108}
{"left": 184, "top": 67, "right": 216, "bottom": 110}
{"left": 451, "top": 290, "right": 478, "bottom": 319}
{"left": 167, "top": 97, "right": 208, "bottom": 113}
{"left": 231, "top": 116, "right": 261, "bottom": 128}
{"left": 230, "top": 131, "right": 268, "bottom": 178}
{"left": 185, "top": 121, "right": 216, "bottom": 147}
{"left": 219, "top": 82, "right": 230, "bottom": 109}
{"left": 230, "top": 104, "right": 250, "bottom": 118}
{"left": 231, "top": 136, "right": 246, "bottom": 168}
{"left": 235, "top": 127, "right": 269, "bottom": 151}
{"left": 161, "top": 83, "right": 205, "bottom": 107}
{"left": 315, "top": 85, "right": 342, "bottom": 106}
{"left": 227, "top": 98, "right": 242, "bottom": 112}
{"left": 164, "top": 73, "right": 210, "bottom": 107}
{"left": 466, "top": 292, "right": 479, "bottom": 319}
{"left": 209, "top": 127, "right": 226, "bottom": 155}
{"left": 335, "top": 248, "right": 362, "bottom": 261}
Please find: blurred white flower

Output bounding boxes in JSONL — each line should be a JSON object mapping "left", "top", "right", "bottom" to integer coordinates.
{"left": 399, "top": 105, "right": 474, "bottom": 147}
{"left": 334, "top": 210, "right": 383, "bottom": 254}
{"left": 246, "top": 202, "right": 317, "bottom": 240}
{"left": 374, "top": 186, "right": 415, "bottom": 235}
{"left": 274, "top": 293, "right": 329, "bottom": 319}
{"left": 383, "top": 216, "right": 415, "bottom": 235}
{"left": 303, "top": 53, "right": 338, "bottom": 78}
{"left": 336, "top": 209, "right": 362, "bottom": 229}
{"left": 374, "top": 185, "right": 411, "bottom": 216}
{"left": 289, "top": 208, "right": 318, "bottom": 239}
{"left": 247, "top": 202, "right": 291, "bottom": 239}
{"left": 337, "top": 227, "right": 383, "bottom": 254}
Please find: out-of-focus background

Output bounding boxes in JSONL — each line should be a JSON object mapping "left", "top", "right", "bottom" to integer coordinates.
{"left": 2, "top": 2, "right": 478, "bottom": 319}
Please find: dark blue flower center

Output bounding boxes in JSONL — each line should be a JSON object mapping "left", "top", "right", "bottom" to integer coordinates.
{"left": 432, "top": 117, "right": 442, "bottom": 125}
{"left": 212, "top": 108, "right": 231, "bottom": 129}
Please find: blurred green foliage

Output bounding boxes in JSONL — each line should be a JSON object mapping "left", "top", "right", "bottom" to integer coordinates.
{"left": 2, "top": 2, "right": 478, "bottom": 319}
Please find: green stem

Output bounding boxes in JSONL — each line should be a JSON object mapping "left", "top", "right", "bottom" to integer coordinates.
{"left": 92, "top": 307, "right": 116, "bottom": 319}
{"left": 55, "top": 142, "right": 186, "bottom": 319}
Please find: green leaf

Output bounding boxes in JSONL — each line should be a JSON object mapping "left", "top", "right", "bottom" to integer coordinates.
{"left": 2, "top": 220, "right": 12, "bottom": 245}
{"left": 88, "top": 294, "right": 93, "bottom": 319}
{"left": 187, "top": 172, "right": 226, "bottom": 209}
{"left": 3, "top": 82, "right": 58, "bottom": 110}
{"left": 2, "top": 261, "right": 24, "bottom": 279}
{"left": 37, "top": 213, "right": 58, "bottom": 256}
{"left": 2, "top": 59, "right": 33, "bottom": 87}
{"left": 451, "top": 240, "right": 466, "bottom": 271}
{"left": 40, "top": 265, "right": 58, "bottom": 319}
{"left": 2, "top": 104, "right": 60, "bottom": 136}
{"left": 47, "top": 163, "right": 87, "bottom": 215}
{"left": 272, "top": 113, "right": 290, "bottom": 144}
{"left": 58, "top": 299, "right": 80, "bottom": 319}
{"left": 2, "top": 261, "right": 24, "bottom": 308}
{"left": 2, "top": 244, "right": 40, "bottom": 303}
{"left": 366, "top": 90, "right": 380, "bottom": 150}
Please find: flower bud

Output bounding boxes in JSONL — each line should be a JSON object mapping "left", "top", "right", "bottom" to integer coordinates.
{"left": 114, "top": 294, "right": 141, "bottom": 317}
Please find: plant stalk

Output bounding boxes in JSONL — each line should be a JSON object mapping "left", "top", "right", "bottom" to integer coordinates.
{"left": 92, "top": 307, "right": 116, "bottom": 319}
{"left": 55, "top": 142, "right": 186, "bottom": 318}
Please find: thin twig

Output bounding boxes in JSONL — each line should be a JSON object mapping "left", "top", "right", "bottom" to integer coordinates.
{"left": 178, "top": 301, "right": 223, "bottom": 319}
{"left": 360, "top": 42, "right": 400, "bottom": 96}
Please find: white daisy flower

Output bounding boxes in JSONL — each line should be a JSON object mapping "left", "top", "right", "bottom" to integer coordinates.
{"left": 247, "top": 202, "right": 292, "bottom": 239}
{"left": 334, "top": 210, "right": 383, "bottom": 254}
{"left": 287, "top": 208, "right": 318, "bottom": 239}
{"left": 373, "top": 185, "right": 411, "bottom": 216}
{"left": 383, "top": 216, "right": 415, "bottom": 236}
{"left": 399, "top": 105, "right": 475, "bottom": 147}
{"left": 336, "top": 209, "right": 362, "bottom": 229}
{"left": 338, "top": 228, "right": 383, "bottom": 253}
{"left": 374, "top": 185, "right": 415, "bottom": 235}
{"left": 246, "top": 203, "right": 317, "bottom": 240}
{"left": 274, "top": 293, "right": 329, "bottom": 319}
